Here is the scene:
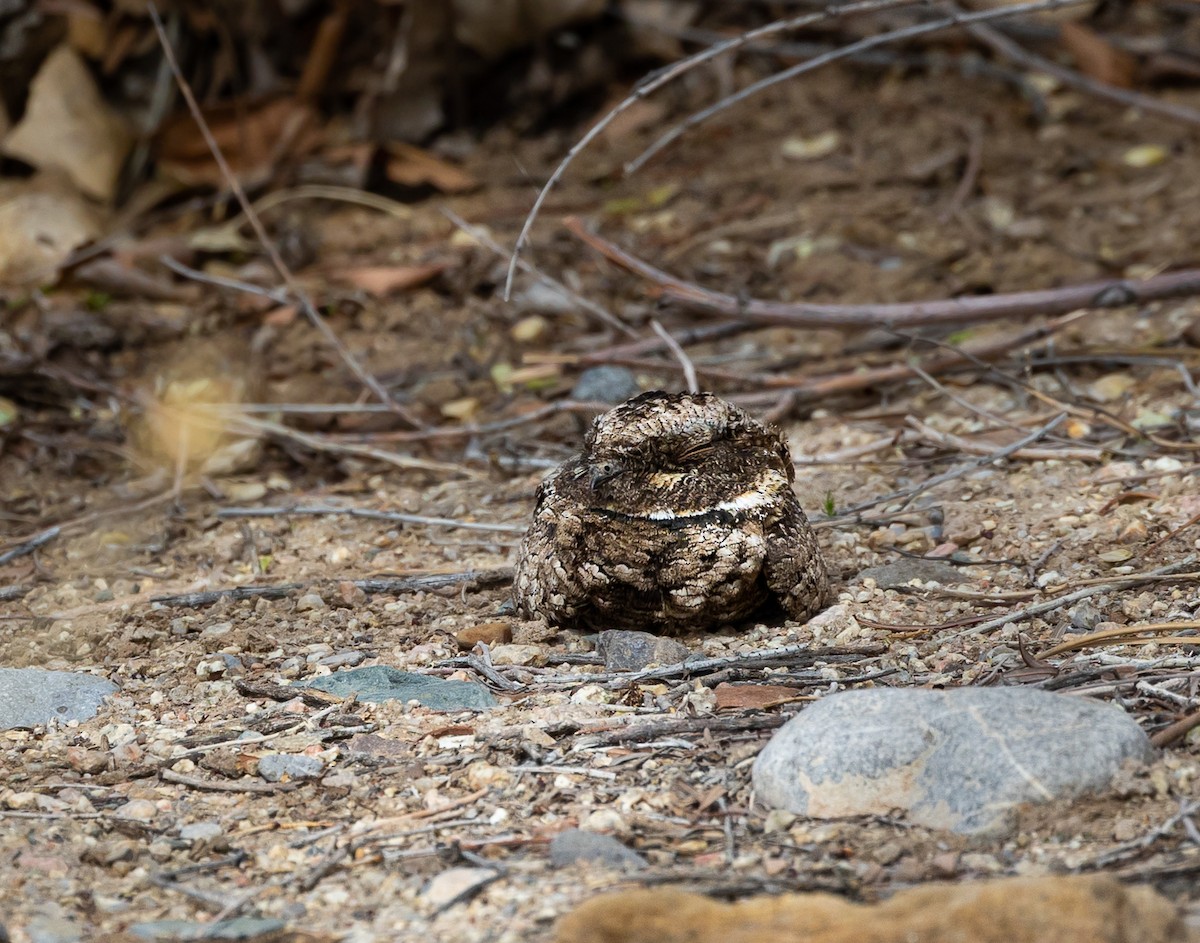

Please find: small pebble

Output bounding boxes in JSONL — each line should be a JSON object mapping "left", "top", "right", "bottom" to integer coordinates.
{"left": 318, "top": 651, "right": 365, "bottom": 668}
{"left": 571, "top": 366, "right": 640, "bottom": 404}
{"left": 295, "top": 593, "right": 327, "bottom": 612}
{"left": 456, "top": 622, "right": 512, "bottom": 649}
{"left": 179, "top": 821, "right": 223, "bottom": 842}
{"left": 258, "top": 754, "right": 326, "bottom": 782}
{"left": 549, "top": 829, "right": 647, "bottom": 870}
{"left": 112, "top": 799, "right": 158, "bottom": 822}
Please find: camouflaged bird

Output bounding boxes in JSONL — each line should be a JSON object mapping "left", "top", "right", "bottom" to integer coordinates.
{"left": 513, "top": 390, "right": 829, "bottom": 634}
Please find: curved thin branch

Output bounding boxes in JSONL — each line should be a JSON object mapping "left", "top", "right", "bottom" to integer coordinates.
{"left": 627, "top": 0, "right": 1094, "bottom": 174}
{"left": 502, "top": 0, "right": 927, "bottom": 299}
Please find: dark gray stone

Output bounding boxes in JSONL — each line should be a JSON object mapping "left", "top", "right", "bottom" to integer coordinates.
{"left": 752, "top": 687, "right": 1154, "bottom": 835}
{"left": 304, "top": 665, "right": 496, "bottom": 710}
{"left": 571, "top": 366, "right": 640, "bottom": 404}
{"left": 597, "top": 630, "right": 689, "bottom": 672}
{"left": 1069, "top": 601, "right": 1104, "bottom": 630}
{"left": 549, "top": 829, "right": 646, "bottom": 870}
{"left": 128, "top": 917, "right": 286, "bottom": 941}
{"left": 0, "top": 668, "right": 117, "bottom": 730}
{"left": 856, "top": 558, "right": 965, "bottom": 589}
{"left": 257, "top": 754, "right": 325, "bottom": 783}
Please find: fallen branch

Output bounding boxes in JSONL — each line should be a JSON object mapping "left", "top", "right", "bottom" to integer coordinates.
{"left": 571, "top": 713, "right": 791, "bottom": 750}
{"left": 565, "top": 216, "right": 1200, "bottom": 329}
{"left": 150, "top": 568, "right": 512, "bottom": 608}
{"left": 217, "top": 503, "right": 525, "bottom": 533}
{"left": 503, "top": 0, "right": 927, "bottom": 296}
{"left": 940, "top": 557, "right": 1199, "bottom": 643}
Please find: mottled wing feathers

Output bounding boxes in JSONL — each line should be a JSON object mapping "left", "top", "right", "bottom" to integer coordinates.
{"left": 513, "top": 391, "right": 829, "bottom": 633}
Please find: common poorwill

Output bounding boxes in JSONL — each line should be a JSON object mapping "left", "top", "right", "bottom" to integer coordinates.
{"left": 513, "top": 390, "right": 829, "bottom": 633}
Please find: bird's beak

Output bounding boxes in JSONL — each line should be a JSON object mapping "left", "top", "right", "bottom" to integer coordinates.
{"left": 589, "top": 465, "right": 620, "bottom": 489}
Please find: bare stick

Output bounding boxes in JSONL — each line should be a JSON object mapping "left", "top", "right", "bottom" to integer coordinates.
{"left": 442, "top": 209, "right": 634, "bottom": 337}
{"left": 0, "top": 526, "right": 60, "bottom": 566}
{"left": 906, "top": 416, "right": 1103, "bottom": 462}
{"left": 964, "top": 17, "right": 1200, "bottom": 128}
{"left": 565, "top": 217, "right": 1200, "bottom": 329}
{"left": 830, "top": 413, "right": 1068, "bottom": 520}
{"left": 150, "top": 568, "right": 512, "bottom": 609}
{"left": 146, "top": 4, "right": 423, "bottom": 429}
{"left": 572, "top": 714, "right": 791, "bottom": 750}
{"left": 502, "top": 0, "right": 927, "bottom": 296}
{"left": 160, "top": 255, "right": 290, "bottom": 304}
{"left": 159, "top": 769, "right": 297, "bottom": 793}
{"left": 1080, "top": 798, "right": 1200, "bottom": 869}
{"left": 216, "top": 413, "right": 467, "bottom": 474}
{"left": 651, "top": 320, "right": 700, "bottom": 393}
{"left": 1039, "top": 621, "right": 1200, "bottom": 659}
{"left": 1150, "top": 707, "right": 1200, "bottom": 749}
{"left": 217, "top": 503, "right": 525, "bottom": 533}
{"left": 628, "top": 0, "right": 1094, "bottom": 173}
{"left": 941, "top": 556, "right": 1199, "bottom": 643}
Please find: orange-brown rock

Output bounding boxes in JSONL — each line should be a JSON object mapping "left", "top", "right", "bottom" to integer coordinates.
{"left": 555, "top": 875, "right": 1193, "bottom": 943}
{"left": 455, "top": 622, "right": 512, "bottom": 649}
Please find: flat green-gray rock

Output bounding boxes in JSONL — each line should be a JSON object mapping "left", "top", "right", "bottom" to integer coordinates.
{"left": 0, "top": 668, "right": 117, "bottom": 730}
{"left": 128, "top": 917, "right": 286, "bottom": 941}
{"left": 304, "top": 665, "right": 496, "bottom": 710}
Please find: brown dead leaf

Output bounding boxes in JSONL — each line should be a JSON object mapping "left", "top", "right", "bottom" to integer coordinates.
{"left": 334, "top": 262, "right": 446, "bottom": 296}
{"left": 0, "top": 173, "right": 104, "bottom": 289}
{"left": 714, "top": 683, "right": 803, "bottom": 710}
{"left": 156, "top": 97, "right": 321, "bottom": 188}
{"left": 1061, "top": 23, "right": 1136, "bottom": 88}
{"left": 385, "top": 142, "right": 478, "bottom": 193}
{"left": 2, "top": 45, "right": 132, "bottom": 202}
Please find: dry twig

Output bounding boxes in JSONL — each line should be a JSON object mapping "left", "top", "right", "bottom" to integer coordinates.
{"left": 565, "top": 217, "right": 1200, "bottom": 330}
{"left": 147, "top": 4, "right": 423, "bottom": 429}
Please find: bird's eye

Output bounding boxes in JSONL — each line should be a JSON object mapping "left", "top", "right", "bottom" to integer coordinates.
{"left": 589, "top": 460, "right": 622, "bottom": 489}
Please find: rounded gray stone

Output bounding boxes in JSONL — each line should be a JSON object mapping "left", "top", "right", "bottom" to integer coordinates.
{"left": 752, "top": 687, "right": 1154, "bottom": 835}
{"left": 257, "top": 754, "right": 325, "bottom": 783}
{"left": 0, "top": 668, "right": 117, "bottom": 730}
{"left": 570, "top": 366, "right": 640, "bottom": 404}
{"left": 596, "top": 630, "right": 689, "bottom": 672}
{"left": 549, "top": 829, "right": 646, "bottom": 870}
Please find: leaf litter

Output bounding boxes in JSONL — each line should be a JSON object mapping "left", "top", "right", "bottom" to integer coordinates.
{"left": 2, "top": 5, "right": 1200, "bottom": 942}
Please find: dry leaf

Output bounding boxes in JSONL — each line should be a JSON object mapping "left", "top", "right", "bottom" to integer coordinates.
{"left": 0, "top": 173, "right": 103, "bottom": 289}
{"left": 156, "top": 97, "right": 320, "bottom": 188}
{"left": 781, "top": 131, "right": 841, "bottom": 161}
{"left": 335, "top": 262, "right": 446, "bottom": 296}
{"left": 386, "top": 142, "right": 478, "bottom": 193}
{"left": 1061, "top": 22, "right": 1136, "bottom": 89}
{"left": 2, "top": 45, "right": 132, "bottom": 202}
{"left": 441, "top": 397, "right": 481, "bottom": 421}
{"left": 714, "top": 683, "right": 803, "bottom": 710}
{"left": 1122, "top": 144, "right": 1168, "bottom": 169}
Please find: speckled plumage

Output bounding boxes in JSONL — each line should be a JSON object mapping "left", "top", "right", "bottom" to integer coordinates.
{"left": 513, "top": 391, "right": 829, "bottom": 633}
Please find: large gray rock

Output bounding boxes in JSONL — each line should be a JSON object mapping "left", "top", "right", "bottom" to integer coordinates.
{"left": 752, "top": 688, "right": 1154, "bottom": 835}
{"left": 0, "top": 668, "right": 117, "bottom": 730}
